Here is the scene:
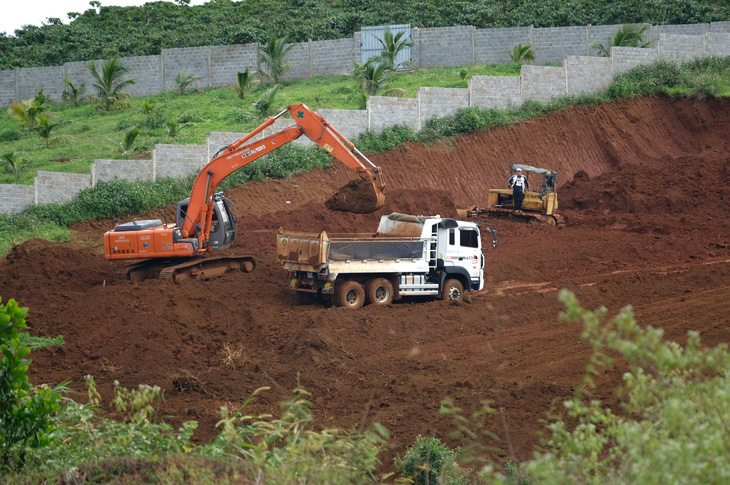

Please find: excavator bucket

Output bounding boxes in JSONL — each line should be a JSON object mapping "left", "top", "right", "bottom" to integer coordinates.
{"left": 326, "top": 178, "right": 386, "bottom": 214}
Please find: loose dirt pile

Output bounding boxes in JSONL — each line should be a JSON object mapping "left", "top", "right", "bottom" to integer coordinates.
{"left": 3, "top": 96, "right": 729, "bottom": 471}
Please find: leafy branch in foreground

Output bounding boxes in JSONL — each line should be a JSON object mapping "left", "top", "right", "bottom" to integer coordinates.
{"left": 524, "top": 290, "right": 730, "bottom": 484}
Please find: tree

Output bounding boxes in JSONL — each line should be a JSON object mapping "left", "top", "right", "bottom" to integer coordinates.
{"left": 251, "top": 84, "right": 281, "bottom": 119}
{"left": 372, "top": 28, "right": 413, "bottom": 71}
{"left": 589, "top": 24, "right": 654, "bottom": 57}
{"left": 258, "top": 35, "right": 294, "bottom": 84}
{"left": 87, "top": 58, "right": 136, "bottom": 111}
{"left": 174, "top": 70, "right": 202, "bottom": 95}
{"left": 1, "top": 152, "right": 34, "bottom": 183}
{"left": 61, "top": 78, "right": 87, "bottom": 106}
{"left": 507, "top": 43, "right": 535, "bottom": 64}
{"left": 0, "top": 298, "right": 67, "bottom": 469}
{"left": 35, "top": 116, "right": 65, "bottom": 148}
{"left": 236, "top": 68, "right": 257, "bottom": 99}
{"left": 353, "top": 60, "right": 407, "bottom": 97}
{"left": 108, "top": 127, "right": 140, "bottom": 156}
{"left": 7, "top": 91, "right": 47, "bottom": 131}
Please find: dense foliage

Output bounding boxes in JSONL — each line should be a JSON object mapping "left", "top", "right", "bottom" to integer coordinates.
{"left": 1, "top": 0, "right": 729, "bottom": 70}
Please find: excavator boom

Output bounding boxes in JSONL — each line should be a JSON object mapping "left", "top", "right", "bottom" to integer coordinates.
{"left": 104, "top": 103, "right": 386, "bottom": 281}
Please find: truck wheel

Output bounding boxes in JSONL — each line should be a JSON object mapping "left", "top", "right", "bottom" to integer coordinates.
{"left": 365, "top": 278, "right": 394, "bottom": 306}
{"left": 441, "top": 279, "right": 464, "bottom": 302}
{"left": 334, "top": 280, "right": 365, "bottom": 309}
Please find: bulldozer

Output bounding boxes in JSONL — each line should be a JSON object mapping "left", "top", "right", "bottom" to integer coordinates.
{"left": 458, "top": 164, "right": 564, "bottom": 225}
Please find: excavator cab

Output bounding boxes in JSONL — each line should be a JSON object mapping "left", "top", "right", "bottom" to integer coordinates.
{"left": 176, "top": 192, "right": 237, "bottom": 251}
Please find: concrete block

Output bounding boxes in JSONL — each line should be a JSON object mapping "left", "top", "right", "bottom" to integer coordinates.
{"left": 368, "top": 96, "right": 419, "bottom": 132}
{"left": 470, "top": 76, "right": 521, "bottom": 110}
{"left": 566, "top": 56, "right": 613, "bottom": 94}
{"left": 521, "top": 65, "right": 566, "bottom": 102}
{"left": 0, "top": 184, "right": 35, "bottom": 215}
{"left": 419, "top": 87, "right": 469, "bottom": 124}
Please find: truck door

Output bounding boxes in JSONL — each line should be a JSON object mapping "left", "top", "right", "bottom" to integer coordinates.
{"left": 457, "top": 225, "right": 483, "bottom": 290}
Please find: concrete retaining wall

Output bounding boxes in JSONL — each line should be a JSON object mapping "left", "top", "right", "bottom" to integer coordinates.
{"left": 0, "top": 184, "right": 35, "bottom": 214}
{"left": 521, "top": 65, "right": 566, "bottom": 102}
{"left": 153, "top": 144, "right": 207, "bottom": 179}
{"left": 3, "top": 28, "right": 730, "bottom": 215}
{"left": 92, "top": 159, "right": 155, "bottom": 185}
{"left": 368, "top": 96, "right": 419, "bottom": 132}
{"left": 3, "top": 21, "right": 730, "bottom": 107}
{"left": 34, "top": 171, "right": 92, "bottom": 205}
{"left": 470, "top": 76, "right": 521, "bottom": 110}
{"left": 566, "top": 56, "right": 613, "bottom": 95}
{"left": 419, "top": 87, "right": 470, "bottom": 124}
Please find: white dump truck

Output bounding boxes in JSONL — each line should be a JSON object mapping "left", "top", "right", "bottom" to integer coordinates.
{"left": 276, "top": 213, "right": 497, "bottom": 308}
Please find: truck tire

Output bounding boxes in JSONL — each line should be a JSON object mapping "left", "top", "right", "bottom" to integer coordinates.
{"left": 441, "top": 279, "right": 464, "bottom": 302}
{"left": 334, "top": 280, "right": 365, "bottom": 309}
{"left": 365, "top": 278, "right": 394, "bottom": 306}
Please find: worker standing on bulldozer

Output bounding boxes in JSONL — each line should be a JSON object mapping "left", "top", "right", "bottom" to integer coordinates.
{"left": 509, "top": 167, "right": 529, "bottom": 212}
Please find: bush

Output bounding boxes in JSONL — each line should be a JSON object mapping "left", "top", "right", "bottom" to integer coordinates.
{"left": 396, "top": 436, "right": 470, "bottom": 484}
{"left": 0, "top": 298, "right": 67, "bottom": 470}
{"left": 524, "top": 290, "right": 730, "bottom": 484}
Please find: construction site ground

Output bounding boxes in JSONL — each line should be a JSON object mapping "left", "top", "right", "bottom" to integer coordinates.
{"left": 3, "top": 95, "right": 729, "bottom": 469}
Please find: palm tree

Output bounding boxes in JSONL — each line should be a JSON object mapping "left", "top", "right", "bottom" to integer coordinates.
{"left": 507, "top": 43, "right": 535, "bottom": 64}
{"left": 87, "top": 58, "right": 136, "bottom": 111}
{"left": 252, "top": 84, "right": 281, "bottom": 119}
{"left": 36, "top": 116, "right": 64, "bottom": 148}
{"left": 373, "top": 29, "right": 413, "bottom": 71}
{"left": 62, "top": 78, "right": 87, "bottom": 106}
{"left": 175, "top": 70, "right": 202, "bottom": 95}
{"left": 109, "top": 127, "right": 140, "bottom": 156}
{"left": 589, "top": 25, "right": 654, "bottom": 57}
{"left": 236, "top": 68, "right": 257, "bottom": 99}
{"left": 2, "top": 152, "right": 33, "bottom": 183}
{"left": 258, "top": 36, "right": 294, "bottom": 84}
{"left": 353, "top": 61, "right": 407, "bottom": 97}
{"left": 7, "top": 100, "right": 42, "bottom": 131}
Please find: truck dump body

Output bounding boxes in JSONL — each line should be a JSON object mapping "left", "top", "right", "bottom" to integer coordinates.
{"left": 329, "top": 239, "right": 424, "bottom": 261}
{"left": 276, "top": 230, "right": 428, "bottom": 272}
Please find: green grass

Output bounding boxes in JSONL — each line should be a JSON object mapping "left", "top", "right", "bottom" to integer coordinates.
{"left": 0, "top": 64, "right": 518, "bottom": 185}
{"left": 18, "top": 332, "right": 65, "bottom": 351}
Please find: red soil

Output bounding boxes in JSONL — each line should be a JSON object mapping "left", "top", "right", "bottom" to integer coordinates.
{"left": 3, "top": 95, "right": 729, "bottom": 470}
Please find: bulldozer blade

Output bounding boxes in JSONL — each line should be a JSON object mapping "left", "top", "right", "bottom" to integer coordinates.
{"left": 325, "top": 178, "right": 385, "bottom": 214}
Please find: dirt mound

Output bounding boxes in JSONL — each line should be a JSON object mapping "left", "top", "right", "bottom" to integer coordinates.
{"left": 4, "top": 95, "right": 730, "bottom": 472}
{"left": 560, "top": 154, "right": 730, "bottom": 230}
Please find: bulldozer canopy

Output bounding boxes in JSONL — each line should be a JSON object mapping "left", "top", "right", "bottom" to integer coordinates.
{"left": 511, "top": 164, "right": 557, "bottom": 175}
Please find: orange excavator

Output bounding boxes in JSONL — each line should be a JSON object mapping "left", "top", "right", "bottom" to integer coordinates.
{"left": 104, "top": 103, "right": 386, "bottom": 281}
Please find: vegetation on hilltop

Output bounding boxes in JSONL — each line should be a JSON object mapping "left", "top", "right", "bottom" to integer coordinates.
{"left": 1, "top": 0, "right": 729, "bottom": 69}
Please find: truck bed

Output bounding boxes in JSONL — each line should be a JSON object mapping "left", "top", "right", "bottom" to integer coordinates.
{"left": 276, "top": 229, "right": 427, "bottom": 270}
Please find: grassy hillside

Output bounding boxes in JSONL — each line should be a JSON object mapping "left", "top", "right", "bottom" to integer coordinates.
{"left": 0, "top": 56, "right": 728, "bottom": 257}
{"left": 1, "top": 0, "right": 729, "bottom": 69}
{"left": 0, "top": 63, "right": 519, "bottom": 185}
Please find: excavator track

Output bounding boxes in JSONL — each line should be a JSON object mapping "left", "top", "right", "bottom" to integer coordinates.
{"left": 128, "top": 256, "right": 256, "bottom": 283}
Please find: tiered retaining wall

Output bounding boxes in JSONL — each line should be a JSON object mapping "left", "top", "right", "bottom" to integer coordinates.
{"left": 1, "top": 29, "right": 729, "bottom": 215}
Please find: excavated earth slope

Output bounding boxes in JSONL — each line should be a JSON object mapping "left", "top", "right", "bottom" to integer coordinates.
{"left": 3, "top": 96, "right": 729, "bottom": 470}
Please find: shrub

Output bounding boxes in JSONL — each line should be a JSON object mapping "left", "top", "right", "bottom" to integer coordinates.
{"left": 0, "top": 298, "right": 68, "bottom": 470}
{"left": 396, "top": 436, "right": 470, "bottom": 484}
{"left": 524, "top": 290, "right": 730, "bottom": 484}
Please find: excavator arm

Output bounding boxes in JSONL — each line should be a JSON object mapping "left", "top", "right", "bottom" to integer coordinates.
{"left": 181, "top": 103, "right": 385, "bottom": 239}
